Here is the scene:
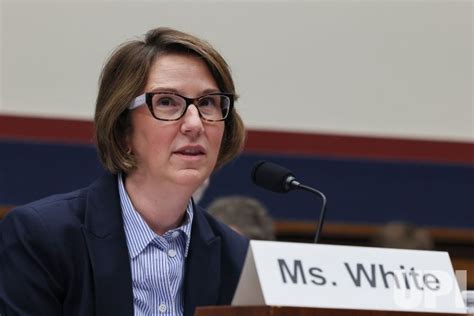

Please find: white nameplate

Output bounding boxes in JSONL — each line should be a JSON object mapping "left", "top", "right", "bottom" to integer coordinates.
{"left": 232, "top": 241, "right": 466, "bottom": 314}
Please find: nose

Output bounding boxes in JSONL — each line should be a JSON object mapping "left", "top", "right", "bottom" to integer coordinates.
{"left": 180, "top": 104, "right": 204, "bottom": 136}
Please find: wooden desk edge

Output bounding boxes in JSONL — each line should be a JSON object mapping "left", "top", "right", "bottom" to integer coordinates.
{"left": 195, "top": 305, "right": 469, "bottom": 316}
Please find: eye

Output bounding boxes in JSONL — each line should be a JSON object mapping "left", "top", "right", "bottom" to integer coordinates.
{"left": 152, "top": 94, "right": 181, "bottom": 108}
{"left": 198, "top": 96, "right": 218, "bottom": 108}
{"left": 156, "top": 97, "right": 175, "bottom": 107}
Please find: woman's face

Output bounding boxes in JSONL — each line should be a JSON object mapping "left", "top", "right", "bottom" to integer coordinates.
{"left": 126, "top": 53, "right": 225, "bottom": 189}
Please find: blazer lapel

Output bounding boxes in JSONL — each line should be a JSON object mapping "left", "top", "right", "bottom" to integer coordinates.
{"left": 82, "top": 174, "right": 134, "bottom": 316}
{"left": 183, "top": 206, "right": 221, "bottom": 316}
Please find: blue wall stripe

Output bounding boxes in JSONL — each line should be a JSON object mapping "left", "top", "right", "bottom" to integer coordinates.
{"left": 1, "top": 140, "right": 472, "bottom": 228}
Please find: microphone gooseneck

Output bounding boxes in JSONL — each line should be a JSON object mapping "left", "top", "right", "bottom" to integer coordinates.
{"left": 291, "top": 183, "right": 327, "bottom": 244}
{"left": 251, "top": 161, "right": 327, "bottom": 243}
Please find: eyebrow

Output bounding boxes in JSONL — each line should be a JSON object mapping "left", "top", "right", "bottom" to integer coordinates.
{"left": 148, "top": 87, "right": 221, "bottom": 96}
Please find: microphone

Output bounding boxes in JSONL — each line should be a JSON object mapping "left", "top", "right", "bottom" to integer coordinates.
{"left": 251, "top": 161, "right": 327, "bottom": 243}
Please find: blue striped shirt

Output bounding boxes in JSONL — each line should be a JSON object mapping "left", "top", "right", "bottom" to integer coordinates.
{"left": 118, "top": 173, "right": 193, "bottom": 316}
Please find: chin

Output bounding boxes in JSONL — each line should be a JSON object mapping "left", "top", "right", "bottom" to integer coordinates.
{"left": 172, "top": 169, "right": 208, "bottom": 187}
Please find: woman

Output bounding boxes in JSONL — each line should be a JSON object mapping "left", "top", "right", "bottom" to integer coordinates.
{"left": 0, "top": 27, "right": 248, "bottom": 316}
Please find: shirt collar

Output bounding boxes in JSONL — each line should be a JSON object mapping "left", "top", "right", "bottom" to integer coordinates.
{"left": 118, "top": 173, "right": 193, "bottom": 259}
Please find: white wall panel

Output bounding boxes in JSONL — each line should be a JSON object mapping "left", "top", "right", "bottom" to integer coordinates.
{"left": 1, "top": 0, "right": 472, "bottom": 141}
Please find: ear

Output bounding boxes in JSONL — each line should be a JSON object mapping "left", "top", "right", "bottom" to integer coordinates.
{"left": 122, "top": 132, "right": 133, "bottom": 155}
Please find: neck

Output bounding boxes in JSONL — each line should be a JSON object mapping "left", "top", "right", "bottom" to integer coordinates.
{"left": 123, "top": 172, "right": 193, "bottom": 235}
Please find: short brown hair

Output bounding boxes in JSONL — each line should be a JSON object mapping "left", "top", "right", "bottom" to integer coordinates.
{"left": 94, "top": 27, "right": 245, "bottom": 173}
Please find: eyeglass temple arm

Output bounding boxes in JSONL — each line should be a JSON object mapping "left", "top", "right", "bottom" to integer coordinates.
{"left": 129, "top": 93, "right": 146, "bottom": 110}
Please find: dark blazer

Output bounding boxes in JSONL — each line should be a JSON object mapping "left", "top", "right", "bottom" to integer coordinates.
{"left": 0, "top": 174, "right": 249, "bottom": 316}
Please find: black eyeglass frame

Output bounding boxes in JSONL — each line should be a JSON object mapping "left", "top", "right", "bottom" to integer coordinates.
{"left": 142, "top": 92, "right": 234, "bottom": 122}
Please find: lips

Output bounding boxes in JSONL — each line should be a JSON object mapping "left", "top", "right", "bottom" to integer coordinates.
{"left": 174, "top": 145, "right": 206, "bottom": 156}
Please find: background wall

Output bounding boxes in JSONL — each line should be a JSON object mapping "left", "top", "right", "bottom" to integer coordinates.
{"left": 1, "top": 0, "right": 472, "bottom": 141}
{"left": 0, "top": 0, "right": 473, "bottom": 229}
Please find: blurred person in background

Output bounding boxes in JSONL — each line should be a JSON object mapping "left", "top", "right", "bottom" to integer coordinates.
{"left": 207, "top": 196, "right": 275, "bottom": 240}
{"left": 0, "top": 27, "right": 248, "bottom": 316}
{"left": 370, "top": 221, "right": 434, "bottom": 250}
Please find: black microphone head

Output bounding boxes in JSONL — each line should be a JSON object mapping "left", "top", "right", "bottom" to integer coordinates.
{"left": 251, "top": 161, "right": 296, "bottom": 193}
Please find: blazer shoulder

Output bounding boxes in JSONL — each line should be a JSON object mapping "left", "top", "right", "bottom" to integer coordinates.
{"left": 1, "top": 185, "right": 92, "bottom": 242}
{"left": 13, "top": 188, "right": 88, "bottom": 221}
{"left": 11, "top": 172, "right": 116, "bottom": 219}
{"left": 24, "top": 188, "right": 87, "bottom": 209}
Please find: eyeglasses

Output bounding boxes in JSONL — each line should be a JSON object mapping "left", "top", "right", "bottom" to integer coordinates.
{"left": 129, "top": 91, "right": 233, "bottom": 122}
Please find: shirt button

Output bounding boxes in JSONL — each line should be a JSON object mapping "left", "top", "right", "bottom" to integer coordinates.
{"left": 168, "top": 249, "right": 177, "bottom": 258}
{"left": 171, "top": 231, "right": 180, "bottom": 238}
{"left": 159, "top": 304, "right": 167, "bottom": 313}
